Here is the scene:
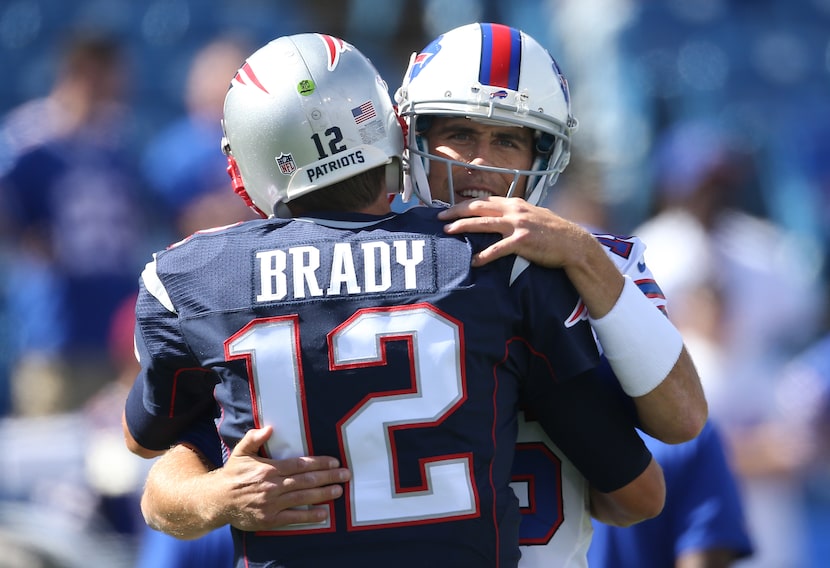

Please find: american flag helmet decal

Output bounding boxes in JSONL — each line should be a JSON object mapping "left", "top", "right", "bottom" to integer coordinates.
{"left": 351, "top": 100, "right": 377, "bottom": 124}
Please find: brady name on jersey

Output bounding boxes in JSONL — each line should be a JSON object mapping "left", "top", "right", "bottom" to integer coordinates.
{"left": 255, "top": 236, "right": 427, "bottom": 301}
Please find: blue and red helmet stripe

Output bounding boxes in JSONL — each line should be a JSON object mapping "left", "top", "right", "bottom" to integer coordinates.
{"left": 479, "top": 23, "right": 521, "bottom": 90}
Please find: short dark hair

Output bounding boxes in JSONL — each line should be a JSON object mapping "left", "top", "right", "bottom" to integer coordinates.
{"left": 288, "top": 164, "right": 386, "bottom": 214}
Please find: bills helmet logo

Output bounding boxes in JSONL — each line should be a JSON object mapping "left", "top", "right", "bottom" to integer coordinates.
{"left": 276, "top": 152, "right": 297, "bottom": 175}
{"left": 550, "top": 57, "right": 571, "bottom": 106}
{"left": 489, "top": 89, "right": 509, "bottom": 99}
{"left": 408, "top": 37, "right": 442, "bottom": 81}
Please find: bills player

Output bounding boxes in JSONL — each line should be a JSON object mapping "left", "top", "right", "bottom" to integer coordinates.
{"left": 394, "top": 23, "right": 707, "bottom": 565}
{"left": 123, "top": 33, "right": 665, "bottom": 567}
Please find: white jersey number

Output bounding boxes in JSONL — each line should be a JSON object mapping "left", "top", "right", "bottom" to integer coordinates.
{"left": 226, "top": 303, "right": 477, "bottom": 533}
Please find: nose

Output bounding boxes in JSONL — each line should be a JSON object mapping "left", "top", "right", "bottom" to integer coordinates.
{"left": 466, "top": 142, "right": 491, "bottom": 166}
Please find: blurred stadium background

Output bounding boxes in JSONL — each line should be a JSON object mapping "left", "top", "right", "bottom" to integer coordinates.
{"left": 1, "top": 0, "right": 830, "bottom": 566}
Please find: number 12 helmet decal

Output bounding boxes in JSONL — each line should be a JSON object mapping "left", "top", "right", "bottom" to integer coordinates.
{"left": 222, "top": 33, "right": 404, "bottom": 218}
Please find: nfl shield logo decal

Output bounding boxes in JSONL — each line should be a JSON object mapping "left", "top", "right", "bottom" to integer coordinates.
{"left": 276, "top": 152, "right": 296, "bottom": 175}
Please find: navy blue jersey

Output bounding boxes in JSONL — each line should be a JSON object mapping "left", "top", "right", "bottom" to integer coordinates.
{"left": 125, "top": 206, "right": 649, "bottom": 567}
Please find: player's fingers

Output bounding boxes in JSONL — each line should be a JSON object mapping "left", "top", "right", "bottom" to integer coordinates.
{"left": 442, "top": 216, "right": 513, "bottom": 236}
{"left": 437, "top": 196, "right": 508, "bottom": 221}
{"left": 276, "top": 483, "right": 346, "bottom": 510}
{"left": 436, "top": 201, "right": 475, "bottom": 221}
{"left": 275, "top": 462, "right": 351, "bottom": 488}
{"left": 274, "top": 455, "right": 345, "bottom": 475}
{"left": 232, "top": 425, "right": 273, "bottom": 457}
{"left": 471, "top": 237, "right": 520, "bottom": 266}
{"left": 271, "top": 503, "right": 333, "bottom": 526}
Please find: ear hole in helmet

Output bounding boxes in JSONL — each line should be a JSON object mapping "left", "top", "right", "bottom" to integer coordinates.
{"left": 535, "top": 132, "right": 556, "bottom": 155}
{"left": 385, "top": 159, "right": 402, "bottom": 195}
{"left": 525, "top": 135, "right": 567, "bottom": 206}
{"left": 414, "top": 115, "right": 432, "bottom": 134}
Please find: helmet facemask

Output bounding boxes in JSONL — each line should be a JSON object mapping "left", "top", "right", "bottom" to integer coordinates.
{"left": 396, "top": 22, "right": 577, "bottom": 207}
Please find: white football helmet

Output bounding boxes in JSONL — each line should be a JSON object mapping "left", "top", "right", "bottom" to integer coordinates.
{"left": 222, "top": 33, "right": 403, "bottom": 218}
{"left": 395, "top": 22, "right": 578, "bottom": 206}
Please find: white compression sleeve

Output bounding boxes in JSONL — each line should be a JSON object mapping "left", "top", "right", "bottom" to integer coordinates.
{"left": 588, "top": 276, "right": 684, "bottom": 397}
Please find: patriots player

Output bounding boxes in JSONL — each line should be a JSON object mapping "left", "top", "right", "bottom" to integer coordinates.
{"left": 123, "top": 33, "right": 664, "bottom": 568}
{"left": 394, "top": 23, "right": 708, "bottom": 565}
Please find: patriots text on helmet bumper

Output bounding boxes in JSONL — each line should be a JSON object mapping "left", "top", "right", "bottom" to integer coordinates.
{"left": 305, "top": 149, "right": 366, "bottom": 183}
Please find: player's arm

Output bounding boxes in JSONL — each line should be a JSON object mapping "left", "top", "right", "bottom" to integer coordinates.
{"left": 675, "top": 549, "right": 744, "bottom": 568}
{"left": 124, "top": 266, "right": 229, "bottom": 457}
{"left": 141, "top": 425, "right": 351, "bottom": 539}
{"left": 122, "top": 362, "right": 223, "bottom": 459}
{"left": 589, "top": 456, "right": 665, "bottom": 527}
{"left": 122, "top": 409, "right": 164, "bottom": 458}
{"left": 524, "top": 365, "right": 666, "bottom": 525}
{"left": 439, "top": 196, "right": 707, "bottom": 443}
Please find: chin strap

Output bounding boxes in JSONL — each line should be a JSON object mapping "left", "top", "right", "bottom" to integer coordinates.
{"left": 226, "top": 154, "right": 267, "bottom": 219}
{"left": 402, "top": 148, "right": 432, "bottom": 205}
{"left": 524, "top": 137, "right": 570, "bottom": 207}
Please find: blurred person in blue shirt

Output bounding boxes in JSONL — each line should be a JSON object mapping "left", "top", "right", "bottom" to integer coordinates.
{"left": 0, "top": 31, "right": 156, "bottom": 416}
{"left": 141, "top": 36, "right": 260, "bottom": 239}
{"left": 546, "top": 163, "right": 754, "bottom": 568}
{"left": 588, "top": 420, "right": 754, "bottom": 567}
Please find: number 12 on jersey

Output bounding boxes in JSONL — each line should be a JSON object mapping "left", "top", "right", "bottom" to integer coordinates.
{"left": 226, "top": 303, "right": 480, "bottom": 533}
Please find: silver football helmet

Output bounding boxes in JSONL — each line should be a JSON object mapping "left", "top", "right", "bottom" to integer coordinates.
{"left": 395, "top": 22, "right": 578, "bottom": 206}
{"left": 222, "top": 33, "right": 404, "bottom": 218}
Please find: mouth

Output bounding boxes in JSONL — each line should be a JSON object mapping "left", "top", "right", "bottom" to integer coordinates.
{"left": 455, "top": 187, "right": 496, "bottom": 200}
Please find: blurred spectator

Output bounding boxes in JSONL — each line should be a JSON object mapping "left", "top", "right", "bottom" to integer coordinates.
{"left": 83, "top": 293, "right": 148, "bottom": 539}
{"left": 634, "top": 120, "right": 826, "bottom": 568}
{"left": 134, "top": 36, "right": 286, "bottom": 568}
{"left": 0, "top": 31, "right": 157, "bottom": 416}
{"left": 588, "top": 421, "right": 754, "bottom": 567}
{"left": 135, "top": 525, "right": 233, "bottom": 568}
{"left": 0, "top": 294, "right": 151, "bottom": 568}
{"left": 549, "top": 160, "right": 754, "bottom": 568}
{"left": 141, "top": 36, "right": 260, "bottom": 238}
{"left": 635, "top": 120, "right": 825, "bottom": 415}
{"left": 725, "top": 321, "right": 830, "bottom": 568}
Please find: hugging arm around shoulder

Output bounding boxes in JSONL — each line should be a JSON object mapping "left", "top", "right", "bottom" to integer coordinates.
{"left": 526, "top": 367, "right": 666, "bottom": 524}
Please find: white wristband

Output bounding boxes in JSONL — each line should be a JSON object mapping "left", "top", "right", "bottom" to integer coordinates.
{"left": 588, "top": 276, "right": 683, "bottom": 397}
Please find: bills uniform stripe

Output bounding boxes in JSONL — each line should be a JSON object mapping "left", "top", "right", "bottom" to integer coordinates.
{"left": 634, "top": 279, "right": 666, "bottom": 301}
{"left": 479, "top": 23, "right": 521, "bottom": 90}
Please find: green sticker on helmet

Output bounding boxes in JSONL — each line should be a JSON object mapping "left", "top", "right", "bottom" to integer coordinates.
{"left": 298, "top": 79, "right": 315, "bottom": 96}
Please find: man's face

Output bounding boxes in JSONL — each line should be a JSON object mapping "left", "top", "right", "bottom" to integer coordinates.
{"left": 422, "top": 117, "right": 534, "bottom": 204}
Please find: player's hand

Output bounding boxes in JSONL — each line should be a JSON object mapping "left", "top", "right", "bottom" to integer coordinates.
{"left": 216, "top": 425, "right": 351, "bottom": 531}
{"left": 141, "top": 425, "right": 352, "bottom": 538}
{"left": 437, "top": 196, "right": 588, "bottom": 268}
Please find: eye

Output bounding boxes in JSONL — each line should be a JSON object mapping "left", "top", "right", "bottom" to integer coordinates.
{"left": 495, "top": 137, "right": 518, "bottom": 148}
{"left": 495, "top": 132, "right": 532, "bottom": 152}
{"left": 448, "top": 130, "right": 473, "bottom": 141}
